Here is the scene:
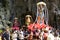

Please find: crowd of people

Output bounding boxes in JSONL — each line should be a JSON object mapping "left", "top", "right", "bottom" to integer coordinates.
{"left": 0, "top": 25, "right": 60, "bottom": 40}
{"left": 0, "top": 16, "right": 59, "bottom": 40}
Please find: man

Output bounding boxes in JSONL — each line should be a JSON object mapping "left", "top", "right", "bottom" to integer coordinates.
{"left": 2, "top": 29, "right": 10, "bottom": 40}
{"left": 12, "top": 31, "right": 18, "bottom": 40}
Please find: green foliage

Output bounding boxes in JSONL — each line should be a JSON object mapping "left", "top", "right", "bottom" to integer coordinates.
{"left": 0, "top": 30, "right": 2, "bottom": 33}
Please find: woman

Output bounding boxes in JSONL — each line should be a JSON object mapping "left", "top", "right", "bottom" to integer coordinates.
{"left": 12, "top": 17, "right": 19, "bottom": 30}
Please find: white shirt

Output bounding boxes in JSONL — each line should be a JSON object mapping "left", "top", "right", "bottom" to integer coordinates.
{"left": 12, "top": 32, "right": 17, "bottom": 40}
{"left": 19, "top": 31, "right": 24, "bottom": 39}
{"left": 54, "top": 37, "right": 60, "bottom": 40}
{"left": 47, "top": 33, "right": 54, "bottom": 40}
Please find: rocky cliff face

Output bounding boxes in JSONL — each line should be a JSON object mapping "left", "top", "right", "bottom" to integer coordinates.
{"left": 45, "top": 0, "right": 60, "bottom": 29}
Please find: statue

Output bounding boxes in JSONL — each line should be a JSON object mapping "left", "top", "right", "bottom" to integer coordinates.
{"left": 25, "top": 15, "right": 33, "bottom": 26}
{"left": 27, "top": 2, "right": 49, "bottom": 31}
{"left": 36, "top": 2, "right": 48, "bottom": 25}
